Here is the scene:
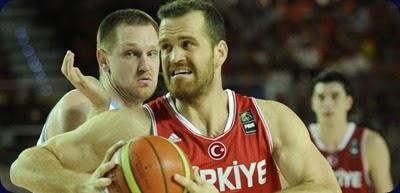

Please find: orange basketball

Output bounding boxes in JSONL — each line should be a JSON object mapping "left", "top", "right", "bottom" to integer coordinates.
{"left": 105, "top": 136, "right": 192, "bottom": 193}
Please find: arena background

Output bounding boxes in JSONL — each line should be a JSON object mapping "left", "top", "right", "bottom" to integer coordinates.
{"left": 0, "top": 0, "right": 399, "bottom": 192}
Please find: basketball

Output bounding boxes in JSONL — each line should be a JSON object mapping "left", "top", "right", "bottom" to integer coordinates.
{"left": 105, "top": 136, "right": 192, "bottom": 193}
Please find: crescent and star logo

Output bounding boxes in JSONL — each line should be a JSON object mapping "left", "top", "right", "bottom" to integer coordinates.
{"left": 208, "top": 141, "right": 227, "bottom": 160}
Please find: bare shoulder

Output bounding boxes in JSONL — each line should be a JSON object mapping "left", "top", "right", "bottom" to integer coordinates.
{"left": 43, "top": 89, "right": 92, "bottom": 139}
{"left": 59, "top": 89, "right": 91, "bottom": 111}
{"left": 254, "top": 99, "right": 291, "bottom": 118}
{"left": 254, "top": 99, "right": 300, "bottom": 126}
{"left": 365, "top": 129, "right": 389, "bottom": 152}
{"left": 254, "top": 99, "right": 307, "bottom": 149}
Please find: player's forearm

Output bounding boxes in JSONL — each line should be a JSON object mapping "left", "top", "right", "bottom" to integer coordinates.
{"left": 277, "top": 180, "right": 341, "bottom": 193}
{"left": 10, "top": 147, "right": 88, "bottom": 193}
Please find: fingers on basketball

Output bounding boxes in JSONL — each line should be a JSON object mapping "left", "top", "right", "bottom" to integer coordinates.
{"left": 92, "top": 177, "right": 112, "bottom": 188}
{"left": 174, "top": 174, "right": 198, "bottom": 192}
{"left": 94, "top": 162, "right": 116, "bottom": 179}
{"left": 102, "top": 141, "right": 125, "bottom": 164}
{"left": 192, "top": 166, "right": 205, "bottom": 185}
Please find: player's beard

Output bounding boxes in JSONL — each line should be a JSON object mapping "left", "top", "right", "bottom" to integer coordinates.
{"left": 164, "top": 57, "right": 214, "bottom": 102}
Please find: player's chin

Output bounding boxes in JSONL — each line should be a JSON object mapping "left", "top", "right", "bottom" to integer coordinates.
{"left": 139, "top": 87, "right": 157, "bottom": 99}
{"left": 169, "top": 87, "right": 197, "bottom": 100}
{"left": 137, "top": 79, "right": 156, "bottom": 87}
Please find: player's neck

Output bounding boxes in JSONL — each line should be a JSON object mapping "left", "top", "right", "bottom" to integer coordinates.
{"left": 116, "top": 95, "right": 143, "bottom": 108}
{"left": 317, "top": 119, "right": 349, "bottom": 151}
{"left": 175, "top": 88, "right": 229, "bottom": 137}
{"left": 108, "top": 92, "right": 142, "bottom": 109}
{"left": 101, "top": 75, "right": 143, "bottom": 108}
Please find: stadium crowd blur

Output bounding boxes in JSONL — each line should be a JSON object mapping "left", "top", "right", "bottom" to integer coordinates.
{"left": 0, "top": 0, "right": 399, "bottom": 183}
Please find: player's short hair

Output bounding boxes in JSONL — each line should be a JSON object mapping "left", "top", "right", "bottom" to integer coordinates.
{"left": 311, "top": 70, "right": 353, "bottom": 96}
{"left": 97, "top": 9, "right": 158, "bottom": 51}
{"left": 157, "top": 0, "right": 226, "bottom": 47}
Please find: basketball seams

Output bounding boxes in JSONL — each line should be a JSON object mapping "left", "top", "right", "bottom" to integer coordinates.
{"left": 121, "top": 140, "right": 142, "bottom": 193}
{"left": 143, "top": 137, "right": 168, "bottom": 193}
{"left": 109, "top": 136, "right": 190, "bottom": 193}
{"left": 169, "top": 140, "right": 191, "bottom": 193}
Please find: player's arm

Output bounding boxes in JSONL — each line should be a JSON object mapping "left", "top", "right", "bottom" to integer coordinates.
{"left": 42, "top": 89, "right": 91, "bottom": 143}
{"left": 11, "top": 109, "right": 147, "bottom": 193}
{"left": 366, "top": 130, "right": 393, "bottom": 193}
{"left": 38, "top": 50, "right": 107, "bottom": 144}
{"left": 11, "top": 113, "right": 108, "bottom": 193}
{"left": 257, "top": 100, "right": 341, "bottom": 193}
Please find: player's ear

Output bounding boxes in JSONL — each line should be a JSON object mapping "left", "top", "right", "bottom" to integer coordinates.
{"left": 213, "top": 40, "right": 228, "bottom": 69}
{"left": 97, "top": 48, "right": 110, "bottom": 73}
{"left": 346, "top": 95, "right": 353, "bottom": 111}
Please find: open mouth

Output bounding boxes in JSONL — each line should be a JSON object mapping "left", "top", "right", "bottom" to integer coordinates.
{"left": 171, "top": 69, "right": 193, "bottom": 77}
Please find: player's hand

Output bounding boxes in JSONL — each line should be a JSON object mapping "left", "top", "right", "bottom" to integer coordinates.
{"left": 76, "top": 162, "right": 115, "bottom": 193}
{"left": 174, "top": 166, "right": 220, "bottom": 193}
{"left": 61, "top": 50, "right": 110, "bottom": 114}
{"left": 76, "top": 141, "right": 125, "bottom": 193}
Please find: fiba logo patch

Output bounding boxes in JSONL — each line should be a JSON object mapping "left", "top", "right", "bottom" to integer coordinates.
{"left": 349, "top": 139, "right": 359, "bottom": 157}
{"left": 240, "top": 110, "right": 257, "bottom": 134}
{"left": 208, "top": 141, "right": 227, "bottom": 160}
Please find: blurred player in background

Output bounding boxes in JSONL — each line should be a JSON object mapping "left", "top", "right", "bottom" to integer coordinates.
{"left": 309, "top": 70, "right": 393, "bottom": 193}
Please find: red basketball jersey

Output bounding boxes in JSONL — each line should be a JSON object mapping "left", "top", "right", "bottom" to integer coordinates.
{"left": 145, "top": 90, "right": 281, "bottom": 193}
{"left": 309, "top": 123, "right": 372, "bottom": 193}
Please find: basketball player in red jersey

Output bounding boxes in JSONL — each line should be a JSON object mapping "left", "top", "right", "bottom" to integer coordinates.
{"left": 10, "top": 1, "right": 340, "bottom": 193}
{"left": 146, "top": 0, "right": 339, "bottom": 192}
{"left": 309, "top": 70, "right": 393, "bottom": 193}
{"left": 36, "top": 9, "right": 162, "bottom": 145}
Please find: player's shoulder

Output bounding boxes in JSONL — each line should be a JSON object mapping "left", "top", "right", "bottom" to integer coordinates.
{"left": 253, "top": 99, "right": 298, "bottom": 134}
{"left": 254, "top": 98, "right": 293, "bottom": 116}
{"left": 364, "top": 128, "right": 387, "bottom": 149}
{"left": 59, "top": 89, "right": 91, "bottom": 110}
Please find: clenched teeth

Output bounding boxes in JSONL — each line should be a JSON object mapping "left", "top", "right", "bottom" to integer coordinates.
{"left": 172, "top": 69, "right": 192, "bottom": 76}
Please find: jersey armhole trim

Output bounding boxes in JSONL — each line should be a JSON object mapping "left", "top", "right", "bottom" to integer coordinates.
{"left": 252, "top": 98, "right": 274, "bottom": 154}
{"left": 361, "top": 129, "right": 371, "bottom": 186}
{"left": 36, "top": 116, "right": 50, "bottom": 145}
{"left": 144, "top": 104, "right": 157, "bottom": 136}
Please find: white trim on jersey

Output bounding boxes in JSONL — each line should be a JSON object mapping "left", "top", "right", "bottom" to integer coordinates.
{"left": 309, "top": 122, "right": 356, "bottom": 152}
{"left": 309, "top": 123, "right": 326, "bottom": 150}
{"left": 361, "top": 129, "right": 371, "bottom": 186}
{"left": 337, "top": 122, "right": 356, "bottom": 150}
{"left": 143, "top": 104, "right": 158, "bottom": 136}
{"left": 109, "top": 100, "right": 119, "bottom": 110}
{"left": 252, "top": 98, "right": 274, "bottom": 154}
{"left": 164, "top": 89, "right": 236, "bottom": 140}
{"left": 36, "top": 121, "right": 48, "bottom": 145}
